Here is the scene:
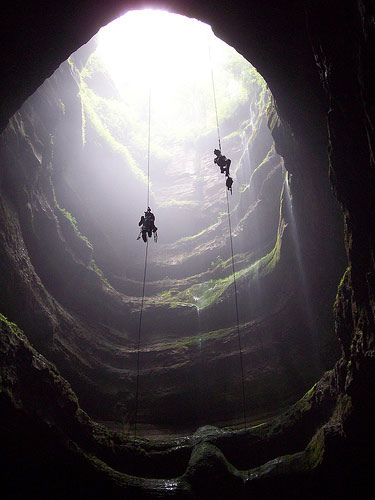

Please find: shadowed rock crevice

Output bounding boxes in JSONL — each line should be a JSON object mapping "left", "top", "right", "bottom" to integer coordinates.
{"left": 1, "top": 1, "right": 374, "bottom": 498}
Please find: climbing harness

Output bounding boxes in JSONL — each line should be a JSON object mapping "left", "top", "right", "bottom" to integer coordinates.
{"left": 137, "top": 209, "right": 158, "bottom": 243}
{"left": 209, "top": 36, "right": 247, "bottom": 430}
{"left": 137, "top": 230, "right": 157, "bottom": 242}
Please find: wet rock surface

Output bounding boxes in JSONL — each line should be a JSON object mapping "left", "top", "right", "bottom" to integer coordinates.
{"left": 0, "top": 34, "right": 344, "bottom": 431}
{"left": 0, "top": 314, "right": 360, "bottom": 499}
{"left": 1, "top": 0, "right": 374, "bottom": 498}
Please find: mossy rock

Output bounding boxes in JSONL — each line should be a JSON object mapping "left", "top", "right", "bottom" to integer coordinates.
{"left": 183, "top": 442, "right": 245, "bottom": 498}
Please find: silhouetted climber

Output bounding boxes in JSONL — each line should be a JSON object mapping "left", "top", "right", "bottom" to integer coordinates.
{"left": 138, "top": 207, "right": 158, "bottom": 242}
{"left": 214, "top": 149, "right": 231, "bottom": 176}
{"left": 226, "top": 176, "right": 233, "bottom": 194}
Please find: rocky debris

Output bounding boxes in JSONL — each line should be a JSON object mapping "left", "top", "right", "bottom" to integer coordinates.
{"left": 0, "top": 313, "right": 364, "bottom": 498}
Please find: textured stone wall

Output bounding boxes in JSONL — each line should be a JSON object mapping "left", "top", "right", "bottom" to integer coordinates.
{"left": 0, "top": 30, "right": 344, "bottom": 431}
{"left": 0, "top": 1, "right": 374, "bottom": 498}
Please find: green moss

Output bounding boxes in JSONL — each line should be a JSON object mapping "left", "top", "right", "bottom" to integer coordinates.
{"left": 74, "top": 38, "right": 269, "bottom": 163}
{"left": 334, "top": 394, "right": 352, "bottom": 421}
{"left": 78, "top": 51, "right": 172, "bottom": 165}
{"left": 81, "top": 97, "right": 86, "bottom": 146}
{"left": 157, "top": 241, "right": 279, "bottom": 311}
{"left": 259, "top": 234, "right": 281, "bottom": 277}
{"left": 0, "top": 313, "right": 27, "bottom": 345}
{"left": 150, "top": 326, "right": 235, "bottom": 352}
{"left": 306, "top": 427, "right": 326, "bottom": 469}
{"left": 238, "top": 145, "right": 275, "bottom": 195}
{"left": 334, "top": 266, "right": 350, "bottom": 306}
{"left": 223, "top": 130, "right": 241, "bottom": 142}
{"left": 56, "top": 205, "right": 93, "bottom": 251}
{"left": 254, "top": 145, "right": 275, "bottom": 173}
{"left": 67, "top": 56, "right": 86, "bottom": 145}
{"left": 175, "top": 211, "right": 229, "bottom": 246}
{"left": 177, "top": 277, "right": 232, "bottom": 309}
{"left": 67, "top": 56, "right": 74, "bottom": 71}
{"left": 89, "top": 259, "right": 109, "bottom": 286}
{"left": 209, "top": 255, "right": 235, "bottom": 272}
{"left": 0, "top": 312, "right": 21, "bottom": 332}
{"left": 59, "top": 207, "right": 78, "bottom": 227}
{"left": 157, "top": 199, "right": 199, "bottom": 209}
{"left": 71, "top": 51, "right": 157, "bottom": 186}
{"left": 159, "top": 166, "right": 283, "bottom": 311}
{"left": 175, "top": 227, "right": 209, "bottom": 245}
{"left": 80, "top": 84, "right": 148, "bottom": 185}
{"left": 51, "top": 181, "right": 95, "bottom": 262}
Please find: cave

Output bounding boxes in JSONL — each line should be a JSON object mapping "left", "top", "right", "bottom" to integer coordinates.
{"left": 1, "top": 1, "right": 374, "bottom": 499}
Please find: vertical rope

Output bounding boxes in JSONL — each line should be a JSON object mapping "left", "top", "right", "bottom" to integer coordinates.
{"left": 208, "top": 40, "right": 221, "bottom": 151}
{"left": 147, "top": 88, "right": 151, "bottom": 208}
{"left": 226, "top": 188, "right": 247, "bottom": 430}
{"left": 134, "top": 240, "right": 148, "bottom": 438}
{"left": 208, "top": 31, "right": 247, "bottom": 429}
{"left": 134, "top": 87, "right": 152, "bottom": 438}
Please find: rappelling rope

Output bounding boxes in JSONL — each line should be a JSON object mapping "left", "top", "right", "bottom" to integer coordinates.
{"left": 209, "top": 34, "right": 247, "bottom": 429}
{"left": 208, "top": 39, "right": 221, "bottom": 152}
{"left": 134, "top": 239, "right": 148, "bottom": 438}
{"left": 147, "top": 88, "right": 151, "bottom": 208}
{"left": 226, "top": 188, "right": 247, "bottom": 430}
{"left": 134, "top": 87, "right": 152, "bottom": 438}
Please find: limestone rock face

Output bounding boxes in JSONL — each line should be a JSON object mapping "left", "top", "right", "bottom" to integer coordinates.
{"left": 0, "top": 0, "right": 374, "bottom": 498}
{"left": 0, "top": 33, "right": 344, "bottom": 432}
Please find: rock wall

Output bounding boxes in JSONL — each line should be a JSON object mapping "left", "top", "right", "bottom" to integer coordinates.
{"left": 0, "top": 0, "right": 374, "bottom": 498}
{"left": 0, "top": 32, "right": 344, "bottom": 432}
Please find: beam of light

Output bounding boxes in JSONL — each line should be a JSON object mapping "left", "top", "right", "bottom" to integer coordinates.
{"left": 96, "top": 9, "right": 245, "bottom": 142}
{"left": 88, "top": 8, "right": 264, "bottom": 246}
{"left": 97, "top": 10, "right": 213, "bottom": 95}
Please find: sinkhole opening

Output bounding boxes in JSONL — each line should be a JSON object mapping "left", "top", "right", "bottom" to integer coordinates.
{"left": 55, "top": 8, "right": 281, "bottom": 306}
{"left": 7, "top": 8, "right": 344, "bottom": 438}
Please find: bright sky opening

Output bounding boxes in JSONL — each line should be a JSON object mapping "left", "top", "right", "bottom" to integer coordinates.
{"left": 97, "top": 10, "right": 216, "bottom": 96}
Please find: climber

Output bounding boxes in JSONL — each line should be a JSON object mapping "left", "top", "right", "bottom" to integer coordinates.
{"left": 214, "top": 149, "right": 231, "bottom": 177}
{"left": 138, "top": 207, "right": 158, "bottom": 242}
{"left": 226, "top": 176, "right": 234, "bottom": 194}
